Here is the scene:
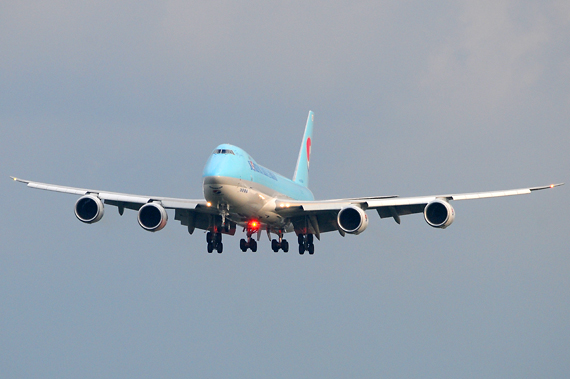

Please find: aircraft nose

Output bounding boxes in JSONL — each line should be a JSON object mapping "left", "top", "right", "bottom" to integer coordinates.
{"left": 203, "top": 151, "right": 244, "bottom": 179}
{"left": 203, "top": 156, "right": 225, "bottom": 178}
{"left": 203, "top": 175, "right": 224, "bottom": 186}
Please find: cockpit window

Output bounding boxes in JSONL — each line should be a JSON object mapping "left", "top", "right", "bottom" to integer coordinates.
{"left": 213, "top": 149, "right": 235, "bottom": 155}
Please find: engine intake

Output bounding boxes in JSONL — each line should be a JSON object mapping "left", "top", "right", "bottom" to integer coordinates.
{"left": 138, "top": 202, "right": 168, "bottom": 232}
{"left": 75, "top": 195, "right": 104, "bottom": 224}
{"left": 424, "top": 199, "right": 455, "bottom": 229}
{"left": 337, "top": 205, "right": 369, "bottom": 235}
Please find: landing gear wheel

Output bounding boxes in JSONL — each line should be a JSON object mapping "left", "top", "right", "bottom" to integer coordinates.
{"left": 282, "top": 240, "right": 289, "bottom": 253}
{"left": 207, "top": 241, "right": 214, "bottom": 253}
{"left": 217, "top": 242, "right": 223, "bottom": 253}
{"left": 250, "top": 239, "right": 257, "bottom": 252}
{"left": 271, "top": 239, "right": 279, "bottom": 252}
{"left": 299, "top": 244, "right": 305, "bottom": 255}
{"left": 206, "top": 231, "right": 213, "bottom": 243}
{"left": 308, "top": 243, "right": 314, "bottom": 255}
{"left": 298, "top": 234, "right": 305, "bottom": 245}
{"left": 240, "top": 239, "right": 247, "bottom": 252}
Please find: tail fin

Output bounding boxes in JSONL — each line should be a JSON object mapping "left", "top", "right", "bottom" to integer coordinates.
{"left": 293, "top": 111, "right": 314, "bottom": 187}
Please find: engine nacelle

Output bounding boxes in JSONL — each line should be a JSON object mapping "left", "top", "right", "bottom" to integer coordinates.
{"left": 138, "top": 202, "right": 168, "bottom": 232}
{"left": 424, "top": 199, "right": 455, "bottom": 229}
{"left": 337, "top": 205, "right": 369, "bottom": 235}
{"left": 74, "top": 195, "right": 104, "bottom": 224}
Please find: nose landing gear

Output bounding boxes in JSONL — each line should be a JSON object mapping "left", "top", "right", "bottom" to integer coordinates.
{"left": 240, "top": 219, "right": 261, "bottom": 252}
{"left": 240, "top": 237, "right": 257, "bottom": 252}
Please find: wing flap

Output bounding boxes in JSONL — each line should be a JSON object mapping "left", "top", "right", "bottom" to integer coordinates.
{"left": 290, "top": 211, "right": 339, "bottom": 236}
{"left": 376, "top": 204, "right": 426, "bottom": 219}
{"left": 104, "top": 200, "right": 142, "bottom": 211}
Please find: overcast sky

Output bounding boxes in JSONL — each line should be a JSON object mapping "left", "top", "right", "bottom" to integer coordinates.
{"left": 1, "top": 1, "right": 569, "bottom": 378}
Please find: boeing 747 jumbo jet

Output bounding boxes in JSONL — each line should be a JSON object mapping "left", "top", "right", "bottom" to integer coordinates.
{"left": 12, "top": 111, "right": 563, "bottom": 255}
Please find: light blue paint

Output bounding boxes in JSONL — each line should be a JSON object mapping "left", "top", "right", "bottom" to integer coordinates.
{"left": 293, "top": 111, "right": 314, "bottom": 187}
{"left": 203, "top": 143, "right": 314, "bottom": 201}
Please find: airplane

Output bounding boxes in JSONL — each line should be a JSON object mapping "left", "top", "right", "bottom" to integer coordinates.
{"left": 12, "top": 111, "right": 563, "bottom": 255}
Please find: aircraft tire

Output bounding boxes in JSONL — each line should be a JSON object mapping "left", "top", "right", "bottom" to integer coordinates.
{"left": 308, "top": 244, "right": 314, "bottom": 255}
{"left": 217, "top": 242, "right": 223, "bottom": 253}
{"left": 272, "top": 239, "right": 279, "bottom": 252}
{"left": 207, "top": 241, "right": 214, "bottom": 253}
{"left": 282, "top": 240, "right": 289, "bottom": 253}
{"left": 250, "top": 239, "right": 257, "bottom": 252}
{"left": 299, "top": 244, "right": 305, "bottom": 255}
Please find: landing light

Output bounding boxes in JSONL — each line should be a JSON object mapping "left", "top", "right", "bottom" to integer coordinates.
{"left": 248, "top": 220, "right": 260, "bottom": 232}
{"left": 550, "top": 184, "right": 555, "bottom": 188}
{"left": 206, "top": 202, "right": 212, "bottom": 207}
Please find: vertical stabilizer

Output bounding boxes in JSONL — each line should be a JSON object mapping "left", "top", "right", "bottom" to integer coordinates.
{"left": 293, "top": 111, "right": 314, "bottom": 187}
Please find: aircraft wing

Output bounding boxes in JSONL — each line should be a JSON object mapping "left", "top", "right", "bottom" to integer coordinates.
{"left": 275, "top": 183, "right": 564, "bottom": 238}
{"left": 11, "top": 177, "right": 220, "bottom": 234}
{"left": 11, "top": 177, "right": 208, "bottom": 209}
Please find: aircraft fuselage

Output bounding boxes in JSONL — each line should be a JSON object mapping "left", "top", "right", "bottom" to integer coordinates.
{"left": 202, "top": 144, "right": 313, "bottom": 232}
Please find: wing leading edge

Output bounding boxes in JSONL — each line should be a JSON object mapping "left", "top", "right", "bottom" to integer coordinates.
{"left": 275, "top": 183, "right": 564, "bottom": 233}
{"left": 11, "top": 177, "right": 207, "bottom": 210}
{"left": 11, "top": 177, "right": 221, "bottom": 234}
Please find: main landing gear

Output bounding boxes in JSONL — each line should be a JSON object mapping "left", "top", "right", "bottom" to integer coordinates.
{"left": 271, "top": 236, "right": 289, "bottom": 253}
{"left": 298, "top": 233, "right": 315, "bottom": 255}
{"left": 206, "top": 223, "right": 313, "bottom": 255}
{"left": 206, "top": 231, "right": 223, "bottom": 253}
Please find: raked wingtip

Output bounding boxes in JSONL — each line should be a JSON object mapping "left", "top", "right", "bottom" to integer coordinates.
{"left": 11, "top": 176, "right": 28, "bottom": 184}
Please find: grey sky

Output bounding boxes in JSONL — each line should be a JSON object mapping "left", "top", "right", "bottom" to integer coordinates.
{"left": 1, "top": 1, "right": 569, "bottom": 378}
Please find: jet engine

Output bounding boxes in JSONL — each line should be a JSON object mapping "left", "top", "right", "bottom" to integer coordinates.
{"left": 74, "top": 195, "right": 104, "bottom": 224}
{"left": 138, "top": 202, "right": 168, "bottom": 232}
{"left": 337, "top": 205, "right": 369, "bottom": 235}
{"left": 424, "top": 199, "right": 455, "bottom": 229}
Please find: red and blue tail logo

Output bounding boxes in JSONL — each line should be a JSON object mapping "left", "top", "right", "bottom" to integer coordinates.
{"left": 293, "top": 111, "right": 314, "bottom": 187}
{"left": 306, "top": 137, "right": 312, "bottom": 169}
